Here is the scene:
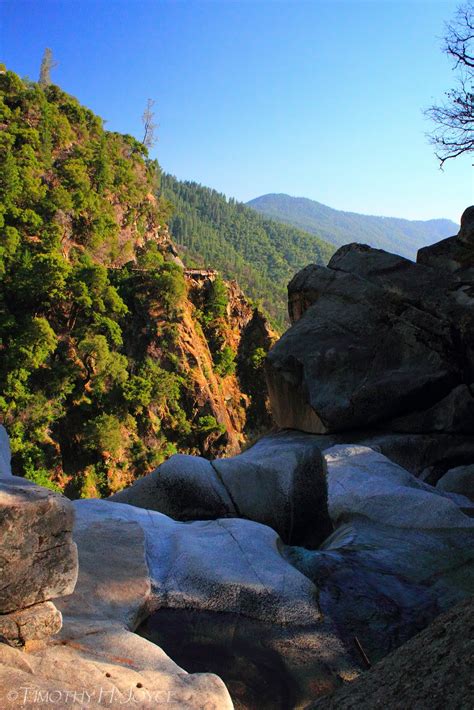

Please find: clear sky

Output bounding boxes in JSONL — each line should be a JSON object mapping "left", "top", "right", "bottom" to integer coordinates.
{"left": 2, "top": 0, "right": 473, "bottom": 222}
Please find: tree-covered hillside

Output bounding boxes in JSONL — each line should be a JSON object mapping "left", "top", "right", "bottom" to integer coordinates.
{"left": 247, "top": 193, "right": 458, "bottom": 261}
{"left": 0, "top": 70, "right": 270, "bottom": 497}
{"left": 161, "top": 175, "right": 335, "bottom": 328}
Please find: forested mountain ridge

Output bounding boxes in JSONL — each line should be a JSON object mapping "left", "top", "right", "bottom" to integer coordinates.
{"left": 247, "top": 193, "right": 458, "bottom": 260}
{"left": 161, "top": 174, "right": 335, "bottom": 328}
{"left": 0, "top": 69, "right": 275, "bottom": 497}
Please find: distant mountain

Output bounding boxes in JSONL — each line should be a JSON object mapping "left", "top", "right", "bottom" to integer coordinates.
{"left": 246, "top": 194, "right": 458, "bottom": 261}
{"left": 161, "top": 175, "right": 335, "bottom": 328}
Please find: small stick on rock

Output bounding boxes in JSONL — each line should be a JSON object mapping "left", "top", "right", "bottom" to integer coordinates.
{"left": 354, "top": 636, "right": 372, "bottom": 669}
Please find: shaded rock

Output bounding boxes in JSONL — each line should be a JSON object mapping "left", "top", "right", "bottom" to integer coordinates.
{"left": 268, "top": 238, "right": 474, "bottom": 435}
{"left": 287, "top": 445, "right": 474, "bottom": 663}
{"left": 417, "top": 206, "right": 474, "bottom": 285}
{"left": 458, "top": 204, "right": 474, "bottom": 243}
{"left": 0, "top": 638, "right": 231, "bottom": 710}
{"left": 50, "top": 498, "right": 356, "bottom": 709}
{"left": 268, "top": 254, "right": 462, "bottom": 433}
{"left": 0, "top": 426, "right": 11, "bottom": 477}
{"left": 309, "top": 596, "right": 474, "bottom": 710}
{"left": 112, "top": 431, "right": 332, "bottom": 547}
{"left": 111, "top": 454, "right": 234, "bottom": 522}
{"left": 0, "top": 498, "right": 235, "bottom": 710}
{"left": 437, "top": 464, "right": 474, "bottom": 502}
{"left": 303, "top": 429, "right": 474, "bottom": 481}
{"left": 213, "top": 431, "right": 332, "bottom": 547}
{"left": 0, "top": 601, "right": 62, "bottom": 647}
{"left": 388, "top": 384, "right": 474, "bottom": 434}
{"left": 0, "top": 477, "right": 78, "bottom": 613}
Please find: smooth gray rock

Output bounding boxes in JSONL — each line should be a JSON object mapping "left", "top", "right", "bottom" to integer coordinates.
{"left": 51, "top": 498, "right": 356, "bottom": 709}
{"left": 0, "top": 477, "right": 78, "bottom": 613}
{"left": 267, "top": 238, "right": 474, "bottom": 435}
{"left": 111, "top": 431, "right": 332, "bottom": 547}
{"left": 287, "top": 445, "right": 474, "bottom": 663}
{"left": 0, "top": 426, "right": 11, "bottom": 477}
{"left": 111, "top": 454, "right": 234, "bottom": 521}
{"left": 437, "top": 464, "right": 474, "bottom": 501}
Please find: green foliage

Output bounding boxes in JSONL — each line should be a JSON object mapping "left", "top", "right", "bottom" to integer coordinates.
{"left": 206, "top": 275, "right": 228, "bottom": 321}
{"left": 248, "top": 193, "right": 457, "bottom": 261}
{"left": 214, "top": 345, "right": 236, "bottom": 377}
{"left": 152, "top": 263, "right": 187, "bottom": 315}
{"left": 250, "top": 346, "right": 267, "bottom": 370}
{"left": 24, "top": 465, "right": 62, "bottom": 493}
{"left": 161, "top": 174, "right": 335, "bottom": 328}
{"left": 84, "top": 414, "right": 124, "bottom": 458}
{"left": 197, "top": 415, "right": 226, "bottom": 435}
{"left": 0, "top": 70, "right": 211, "bottom": 496}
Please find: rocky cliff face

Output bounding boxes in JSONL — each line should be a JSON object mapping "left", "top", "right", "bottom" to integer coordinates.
{"left": 172, "top": 269, "right": 277, "bottom": 457}
{"left": 266, "top": 206, "right": 474, "bottom": 481}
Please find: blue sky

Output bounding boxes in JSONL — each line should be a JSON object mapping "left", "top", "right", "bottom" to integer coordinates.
{"left": 2, "top": 0, "right": 473, "bottom": 222}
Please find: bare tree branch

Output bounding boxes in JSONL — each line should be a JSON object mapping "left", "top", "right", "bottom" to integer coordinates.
{"left": 142, "top": 99, "right": 158, "bottom": 150}
{"left": 38, "top": 48, "right": 58, "bottom": 86}
{"left": 425, "top": 1, "right": 474, "bottom": 166}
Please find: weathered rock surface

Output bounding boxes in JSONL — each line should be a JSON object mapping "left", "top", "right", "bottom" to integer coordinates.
{"left": 109, "top": 434, "right": 472, "bottom": 705}
{"left": 0, "top": 495, "right": 353, "bottom": 709}
{"left": 1, "top": 429, "right": 473, "bottom": 707}
{"left": 0, "top": 495, "right": 234, "bottom": 709}
{"left": 0, "top": 601, "right": 62, "bottom": 647}
{"left": 437, "top": 463, "right": 474, "bottom": 501}
{"left": 0, "top": 477, "right": 78, "bottom": 613}
{"left": 0, "top": 426, "right": 11, "bottom": 477}
{"left": 111, "top": 431, "right": 333, "bottom": 547}
{"left": 267, "top": 210, "right": 474, "bottom": 444}
{"left": 286, "top": 444, "right": 474, "bottom": 664}
{"left": 309, "top": 595, "right": 474, "bottom": 710}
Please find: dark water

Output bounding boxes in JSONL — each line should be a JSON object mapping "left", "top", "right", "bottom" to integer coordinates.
{"left": 137, "top": 608, "right": 301, "bottom": 710}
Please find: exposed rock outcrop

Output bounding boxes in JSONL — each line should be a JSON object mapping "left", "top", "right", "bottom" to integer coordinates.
{"left": 266, "top": 207, "right": 474, "bottom": 475}
{"left": 0, "top": 477, "right": 78, "bottom": 648}
{"left": 437, "top": 463, "right": 474, "bottom": 501}
{"left": 287, "top": 443, "right": 474, "bottom": 664}
{"left": 0, "top": 601, "right": 62, "bottom": 648}
{"left": 111, "top": 431, "right": 332, "bottom": 547}
{"left": 1, "top": 426, "right": 473, "bottom": 706}
{"left": 309, "top": 596, "right": 474, "bottom": 710}
{"left": 108, "top": 432, "right": 473, "bottom": 706}
{"left": 0, "top": 478, "right": 78, "bottom": 614}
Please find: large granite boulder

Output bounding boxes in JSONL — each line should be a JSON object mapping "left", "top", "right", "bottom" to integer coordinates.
{"left": 0, "top": 477, "right": 78, "bottom": 613}
{"left": 16, "top": 497, "right": 356, "bottom": 710}
{"left": 1, "top": 430, "right": 472, "bottom": 707}
{"left": 111, "top": 431, "right": 333, "bottom": 547}
{"left": 267, "top": 211, "right": 474, "bottom": 438}
{"left": 436, "top": 463, "right": 474, "bottom": 502}
{"left": 287, "top": 444, "right": 474, "bottom": 664}
{"left": 310, "top": 596, "right": 474, "bottom": 710}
